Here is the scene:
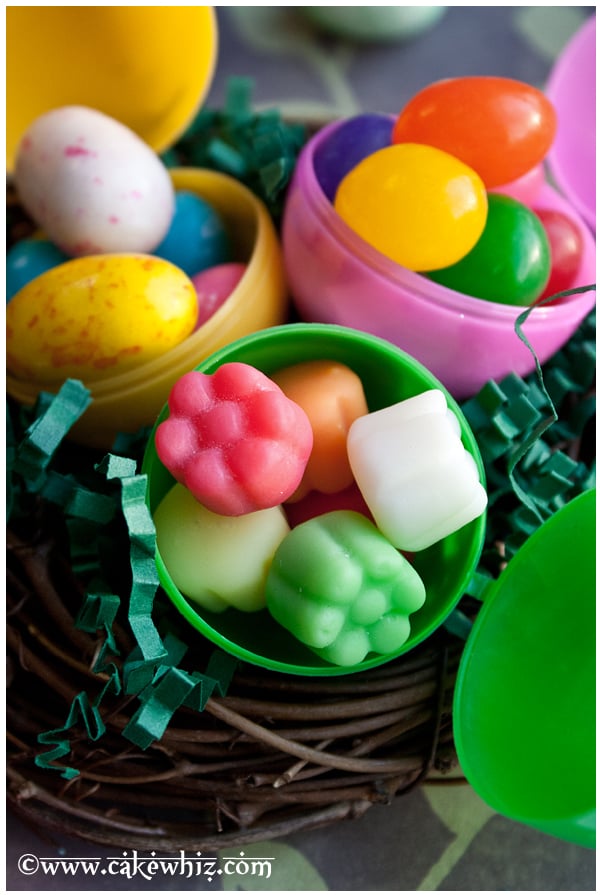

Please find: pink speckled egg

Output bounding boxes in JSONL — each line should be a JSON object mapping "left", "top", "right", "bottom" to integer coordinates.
{"left": 14, "top": 105, "right": 175, "bottom": 257}
{"left": 192, "top": 262, "right": 247, "bottom": 329}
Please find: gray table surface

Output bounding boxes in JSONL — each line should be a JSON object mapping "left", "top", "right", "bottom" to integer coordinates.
{"left": 6, "top": 6, "right": 596, "bottom": 892}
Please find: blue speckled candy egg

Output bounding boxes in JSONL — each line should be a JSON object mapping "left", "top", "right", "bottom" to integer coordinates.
{"left": 153, "top": 190, "right": 232, "bottom": 276}
{"left": 6, "top": 238, "right": 69, "bottom": 302}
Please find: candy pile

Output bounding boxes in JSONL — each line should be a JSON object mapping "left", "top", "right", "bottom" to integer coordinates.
{"left": 316, "top": 77, "right": 585, "bottom": 306}
{"left": 153, "top": 360, "right": 487, "bottom": 666}
{"left": 6, "top": 106, "right": 247, "bottom": 385}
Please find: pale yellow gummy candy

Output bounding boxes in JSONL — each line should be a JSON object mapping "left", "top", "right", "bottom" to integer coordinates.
{"left": 153, "top": 483, "right": 290, "bottom": 613}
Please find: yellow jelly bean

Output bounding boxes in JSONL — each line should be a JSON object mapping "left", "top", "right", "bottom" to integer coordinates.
{"left": 334, "top": 143, "right": 488, "bottom": 271}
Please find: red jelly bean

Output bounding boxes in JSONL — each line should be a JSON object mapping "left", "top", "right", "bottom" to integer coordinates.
{"left": 155, "top": 363, "right": 313, "bottom": 516}
{"left": 392, "top": 76, "right": 557, "bottom": 188}
{"left": 533, "top": 208, "right": 585, "bottom": 303}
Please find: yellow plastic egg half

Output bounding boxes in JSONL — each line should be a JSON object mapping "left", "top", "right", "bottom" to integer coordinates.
{"left": 6, "top": 254, "right": 198, "bottom": 385}
{"left": 334, "top": 143, "right": 488, "bottom": 271}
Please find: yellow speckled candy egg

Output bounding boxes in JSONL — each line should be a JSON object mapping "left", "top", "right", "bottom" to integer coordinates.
{"left": 6, "top": 254, "right": 198, "bottom": 385}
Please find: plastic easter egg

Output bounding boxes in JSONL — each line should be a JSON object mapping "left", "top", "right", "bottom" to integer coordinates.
{"left": 533, "top": 208, "right": 585, "bottom": 303}
{"left": 6, "top": 254, "right": 197, "bottom": 385}
{"left": 13, "top": 105, "right": 175, "bottom": 256}
{"left": 314, "top": 114, "right": 393, "bottom": 201}
{"left": 454, "top": 489, "right": 595, "bottom": 848}
{"left": 334, "top": 143, "right": 487, "bottom": 271}
{"left": 392, "top": 77, "right": 557, "bottom": 188}
{"left": 546, "top": 16, "right": 596, "bottom": 229}
{"left": 193, "top": 262, "right": 247, "bottom": 329}
{"left": 153, "top": 191, "right": 232, "bottom": 277}
{"left": 428, "top": 194, "right": 551, "bottom": 306}
{"left": 6, "top": 238, "right": 69, "bottom": 302}
{"left": 6, "top": 7, "right": 218, "bottom": 173}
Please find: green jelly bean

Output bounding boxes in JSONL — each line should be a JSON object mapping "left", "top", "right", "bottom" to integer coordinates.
{"left": 265, "top": 510, "right": 426, "bottom": 667}
{"left": 427, "top": 193, "right": 551, "bottom": 305}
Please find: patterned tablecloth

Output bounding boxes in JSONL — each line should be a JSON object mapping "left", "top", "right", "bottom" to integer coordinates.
{"left": 7, "top": 6, "right": 596, "bottom": 893}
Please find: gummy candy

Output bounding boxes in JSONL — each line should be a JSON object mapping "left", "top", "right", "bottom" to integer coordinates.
{"left": 266, "top": 510, "right": 426, "bottom": 666}
{"left": 155, "top": 363, "right": 313, "bottom": 515}
{"left": 347, "top": 389, "right": 487, "bottom": 551}
{"left": 154, "top": 483, "right": 290, "bottom": 613}
{"left": 271, "top": 359, "right": 368, "bottom": 501}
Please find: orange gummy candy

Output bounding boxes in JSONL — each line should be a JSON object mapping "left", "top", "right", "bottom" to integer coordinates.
{"left": 272, "top": 359, "right": 368, "bottom": 502}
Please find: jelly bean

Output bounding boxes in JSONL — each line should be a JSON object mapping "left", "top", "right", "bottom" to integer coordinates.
{"left": 427, "top": 194, "right": 551, "bottom": 306}
{"left": 14, "top": 106, "right": 175, "bottom": 256}
{"left": 271, "top": 360, "right": 368, "bottom": 501}
{"left": 392, "top": 76, "right": 557, "bottom": 188}
{"left": 154, "top": 483, "right": 290, "bottom": 613}
{"left": 154, "top": 190, "right": 231, "bottom": 277}
{"left": 6, "top": 254, "right": 197, "bottom": 385}
{"left": 266, "top": 510, "right": 426, "bottom": 666}
{"left": 347, "top": 390, "right": 487, "bottom": 552}
{"left": 192, "top": 262, "right": 247, "bottom": 329}
{"left": 155, "top": 364, "right": 314, "bottom": 516}
{"left": 6, "top": 238, "right": 69, "bottom": 302}
{"left": 284, "top": 482, "right": 373, "bottom": 529}
{"left": 533, "top": 208, "right": 585, "bottom": 303}
{"left": 334, "top": 144, "right": 487, "bottom": 271}
{"left": 314, "top": 114, "right": 393, "bottom": 201}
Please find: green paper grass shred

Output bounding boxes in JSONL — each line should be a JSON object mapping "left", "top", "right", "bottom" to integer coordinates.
{"left": 11, "top": 380, "right": 91, "bottom": 492}
{"left": 461, "top": 290, "right": 595, "bottom": 569}
{"left": 95, "top": 455, "right": 168, "bottom": 684}
{"left": 167, "top": 77, "right": 307, "bottom": 220}
{"left": 35, "top": 675, "right": 121, "bottom": 780}
{"left": 122, "top": 633, "right": 237, "bottom": 750}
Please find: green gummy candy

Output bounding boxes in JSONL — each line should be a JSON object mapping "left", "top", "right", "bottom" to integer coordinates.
{"left": 266, "top": 510, "right": 426, "bottom": 666}
{"left": 369, "top": 613, "right": 412, "bottom": 654}
{"left": 317, "top": 627, "right": 371, "bottom": 667}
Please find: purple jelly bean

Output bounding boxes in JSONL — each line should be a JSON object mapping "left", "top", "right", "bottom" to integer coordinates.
{"left": 313, "top": 114, "right": 394, "bottom": 202}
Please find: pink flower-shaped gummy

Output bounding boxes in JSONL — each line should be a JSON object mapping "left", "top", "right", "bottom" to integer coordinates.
{"left": 155, "top": 363, "right": 314, "bottom": 515}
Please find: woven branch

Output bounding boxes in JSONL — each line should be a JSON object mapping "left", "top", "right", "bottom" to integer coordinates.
{"left": 7, "top": 515, "right": 461, "bottom": 850}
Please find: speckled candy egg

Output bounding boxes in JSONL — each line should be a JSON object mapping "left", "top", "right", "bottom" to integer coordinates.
{"left": 153, "top": 191, "right": 232, "bottom": 277}
{"left": 6, "top": 254, "right": 197, "bottom": 385}
{"left": 13, "top": 106, "right": 175, "bottom": 256}
{"left": 6, "top": 238, "right": 69, "bottom": 302}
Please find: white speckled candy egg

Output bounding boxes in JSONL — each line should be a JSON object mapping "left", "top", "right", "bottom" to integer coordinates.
{"left": 14, "top": 106, "right": 175, "bottom": 256}
{"left": 6, "top": 254, "right": 198, "bottom": 385}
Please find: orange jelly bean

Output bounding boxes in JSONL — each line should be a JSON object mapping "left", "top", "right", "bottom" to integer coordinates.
{"left": 271, "top": 359, "right": 368, "bottom": 502}
{"left": 392, "top": 76, "right": 557, "bottom": 189}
